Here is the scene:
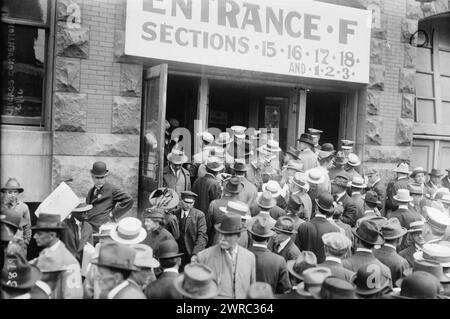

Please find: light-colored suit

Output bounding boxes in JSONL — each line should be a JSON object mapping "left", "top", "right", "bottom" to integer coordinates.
{"left": 196, "top": 244, "right": 256, "bottom": 299}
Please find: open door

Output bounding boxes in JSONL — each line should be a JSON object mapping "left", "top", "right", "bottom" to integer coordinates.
{"left": 138, "top": 64, "right": 168, "bottom": 212}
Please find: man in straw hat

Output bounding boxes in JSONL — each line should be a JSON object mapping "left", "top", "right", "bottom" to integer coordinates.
{"left": 86, "top": 161, "right": 133, "bottom": 232}
{"left": 1, "top": 178, "right": 32, "bottom": 249}
{"left": 257, "top": 139, "right": 282, "bottom": 172}
{"left": 373, "top": 218, "right": 410, "bottom": 285}
{"left": 31, "top": 213, "right": 83, "bottom": 298}
{"left": 340, "top": 139, "right": 355, "bottom": 157}
{"left": 318, "top": 232, "right": 355, "bottom": 282}
{"left": 232, "top": 159, "right": 258, "bottom": 206}
{"left": 422, "top": 207, "right": 450, "bottom": 244}
{"left": 61, "top": 198, "right": 94, "bottom": 264}
{"left": 109, "top": 217, "right": 147, "bottom": 246}
{"left": 328, "top": 151, "right": 348, "bottom": 181}
{"left": 92, "top": 241, "right": 145, "bottom": 299}
{"left": 142, "top": 207, "right": 175, "bottom": 256}
{"left": 342, "top": 220, "right": 393, "bottom": 287}
{"left": 297, "top": 133, "right": 319, "bottom": 171}
{"left": 248, "top": 218, "right": 291, "bottom": 294}
{"left": 344, "top": 153, "right": 363, "bottom": 180}
{"left": 193, "top": 131, "right": 214, "bottom": 166}
{"left": 285, "top": 251, "right": 318, "bottom": 287}
{"left": 295, "top": 192, "right": 341, "bottom": 263}
{"left": 192, "top": 156, "right": 223, "bottom": 215}
{"left": 145, "top": 240, "right": 184, "bottom": 299}
{"left": 173, "top": 262, "right": 219, "bottom": 299}
{"left": 426, "top": 168, "right": 445, "bottom": 198}
{"left": 385, "top": 162, "right": 412, "bottom": 213}
{"left": 289, "top": 172, "right": 312, "bottom": 221}
{"left": 163, "top": 148, "right": 191, "bottom": 195}
{"left": 349, "top": 176, "right": 367, "bottom": 221}
{"left": 268, "top": 216, "right": 301, "bottom": 262}
{"left": 196, "top": 214, "right": 256, "bottom": 299}
{"left": 387, "top": 189, "right": 422, "bottom": 230}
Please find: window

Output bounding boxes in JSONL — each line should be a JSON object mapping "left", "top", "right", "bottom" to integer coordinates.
{"left": 1, "top": 0, "right": 51, "bottom": 126}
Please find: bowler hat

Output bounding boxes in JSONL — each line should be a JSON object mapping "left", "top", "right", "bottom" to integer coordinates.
{"left": 286, "top": 251, "right": 317, "bottom": 280}
{"left": 205, "top": 156, "right": 225, "bottom": 172}
{"left": 350, "top": 177, "right": 367, "bottom": 189}
{"left": 256, "top": 191, "right": 276, "bottom": 209}
{"left": 353, "top": 264, "right": 390, "bottom": 296}
{"left": 247, "top": 282, "right": 274, "bottom": 299}
{"left": 32, "top": 213, "right": 66, "bottom": 231}
{"left": 1, "top": 178, "right": 24, "bottom": 193}
{"left": 0, "top": 207, "right": 21, "bottom": 229}
{"left": 249, "top": 217, "right": 275, "bottom": 238}
{"left": 306, "top": 168, "right": 325, "bottom": 185}
{"left": 173, "top": 263, "right": 219, "bottom": 299}
{"left": 399, "top": 259, "right": 450, "bottom": 287}
{"left": 215, "top": 132, "right": 233, "bottom": 145}
{"left": 219, "top": 200, "right": 251, "bottom": 220}
{"left": 110, "top": 217, "right": 147, "bottom": 245}
{"left": 231, "top": 160, "right": 249, "bottom": 172}
{"left": 395, "top": 271, "right": 441, "bottom": 299}
{"left": 1, "top": 251, "right": 41, "bottom": 289}
{"left": 347, "top": 153, "right": 361, "bottom": 167}
{"left": 315, "top": 192, "right": 335, "bottom": 214}
{"left": 272, "top": 216, "right": 297, "bottom": 234}
{"left": 149, "top": 187, "right": 180, "bottom": 210}
{"left": 72, "top": 198, "right": 93, "bottom": 213}
{"left": 90, "top": 161, "right": 109, "bottom": 177}
{"left": 333, "top": 151, "right": 348, "bottom": 165}
{"left": 92, "top": 241, "right": 139, "bottom": 271}
{"left": 312, "top": 277, "right": 356, "bottom": 299}
{"left": 298, "top": 133, "right": 315, "bottom": 146}
{"left": 214, "top": 214, "right": 246, "bottom": 234}
{"left": 296, "top": 267, "right": 332, "bottom": 297}
{"left": 429, "top": 168, "right": 444, "bottom": 177}
{"left": 393, "top": 189, "right": 413, "bottom": 203}
{"left": 411, "top": 166, "right": 427, "bottom": 178}
{"left": 394, "top": 162, "right": 411, "bottom": 175}
{"left": 381, "top": 218, "right": 407, "bottom": 240}
{"left": 351, "top": 220, "right": 385, "bottom": 246}
{"left": 364, "top": 191, "right": 381, "bottom": 206}
{"left": 157, "top": 240, "right": 183, "bottom": 259}
{"left": 292, "top": 172, "right": 309, "bottom": 191}
{"left": 167, "top": 148, "right": 188, "bottom": 165}
{"left": 131, "top": 243, "right": 160, "bottom": 269}
{"left": 223, "top": 176, "right": 244, "bottom": 194}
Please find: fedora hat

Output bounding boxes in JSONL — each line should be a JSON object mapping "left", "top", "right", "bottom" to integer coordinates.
{"left": 394, "top": 162, "right": 411, "bottom": 175}
{"left": 32, "top": 213, "right": 66, "bottom": 231}
{"left": 347, "top": 153, "right": 361, "bottom": 167}
{"left": 414, "top": 243, "right": 450, "bottom": 267}
{"left": 381, "top": 218, "right": 407, "bottom": 240}
{"left": 230, "top": 125, "right": 247, "bottom": 139}
{"left": 173, "top": 263, "right": 219, "bottom": 299}
{"left": 298, "top": 133, "right": 315, "bottom": 146}
{"left": 286, "top": 251, "right": 317, "bottom": 280}
{"left": 131, "top": 243, "right": 160, "bottom": 269}
{"left": 364, "top": 191, "right": 381, "bottom": 206}
{"left": 259, "top": 140, "right": 282, "bottom": 155}
{"left": 355, "top": 215, "right": 387, "bottom": 229}
{"left": 1, "top": 178, "right": 24, "bottom": 193}
{"left": 333, "top": 151, "right": 348, "bottom": 165}
{"left": 407, "top": 183, "right": 424, "bottom": 196}
{"left": 1, "top": 251, "right": 41, "bottom": 289}
{"left": 321, "top": 143, "right": 335, "bottom": 153}
{"left": 90, "top": 161, "right": 109, "bottom": 177}
{"left": 286, "top": 147, "right": 300, "bottom": 160}
{"left": 296, "top": 267, "right": 332, "bottom": 297}
{"left": 0, "top": 207, "right": 21, "bottom": 229}
{"left": 149, "top": 187, "right": 180, "bottom": 210}
{"left": 92, "top": 222, "right": 117, "bottom": 238}
{"left": 167, "top": 148, "right": 188, "bottom": 165}
{"left": 285, "top": 160, "right": 304, "bottom": 172}
{"left": 272, "top": 216, "right": 297, "bottom": 234}
{"left": 247, "top": 282, "right": 274, "bottom": 299}
{"left": 110, "top": 217, "right": 147, "bottom": 245}
{"left": 429, "top": 168, "right": 445, "bottom": 177}
{"left": 350, "top": 177, "right": 367, "bottom": 189}
{"left": 256, "top": 191, "right": 276, "bottom": 210}
{"left": 411, "top": 166, "right": 427, "bottom": 178}
{"left": 92, "top": 241, "right": 139, "bottom": 271}
{"left": 157, "top": 240, "right": 183, "bottom": 259}
{"left": 426, "top": 207, "right": 450, "bottom": 232}
{"left": 322, "top": 232, "right": 352, "bottom": 254}
{"left": 287, "top": 194, "right": 303, "bottom": 212}
{"left": 341, "top": 140, "right": 355, "bottom": 150}
{"left": 214, "top": 214, "right": 246, "bottom": 234}
{"left": 353, "top": 264, "right": 390, "bottom": 296}
{"left": 223, "top": 176, "right": 244, "bottom": 194}
{"left": 306, "top": 168, "right": 325, "bottom": 185}
{"left": 393, "top": 189, "right": 413, "bottom": 203}
{"left": 219, "top": 200, "right": 251, "bottom": 220}
{"left": 231, "top": 160, "right": 249, "bottom": 172}
{"left": 394, "top": 271, "right": 441, "bottom": 299}
{"left": 312, "top": 277, "right": 357, "bottom": 299}
{"left": 262, "top": 180, "right": 282, "bottom": 198}
{"left": 292, "top": 172, "right": 309, "bottom": 191}
{"left": 332, "top": 172, "right": 350, "bottom": 188}
{"left": 205, "top": 156, "right": 225, "bottom": 172}
{"left": 72, "top": 198, "right": 93, "bottom": 213}
{"left": 352, "top": 219, "right": 385, "bottom": 246}
{"left": 249, "top": 217, "right": 275, "bottom": 238}
{"left": 215, "top": 132, "right": 233, "bottom": 145}
{"left": 399, "top": 260, "right": 450, "bottom": 287}
{"left": 315, "top": 192, "right": 335, "bottom": 214}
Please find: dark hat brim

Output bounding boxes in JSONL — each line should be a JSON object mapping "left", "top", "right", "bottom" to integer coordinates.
{"left": 1, "top": 187, "right": 24, "bottom": 193}
{"left": 248, "top": 229, "right": 275, "bottom": 238}
{"left": 173, "top": 274, "right": 219, "bottom": 299}
{"left": 92, "top": 260, "right": 139, "bottom": 272}
{"left": 157, "top": 252, "right": 184, "bottom": 259}
{"left": 31, "top": 226, "right": 66, "bottom": 230}
{"left": 214, "top": 223, "right": 246, "bottom": 235}
{"left": 383, "top": 227, "right": 407, "bottom": 240}
{"left": 355, "top": 278, "right": 389, "bottom": 296}
{"left": 0, "top": 219, "right": 20, "bottom": 229}
{"left": 272, "top": 226, "right": 297, "bottom": 235}
{"left": 315, "top": 198, "right": 335, "bottom": 213}
{"left": 1, "top": 264, "right": 41, "bottom": 289}
{"left": 351, "top": 228, "right": 384, "bottom": 246}
{"left": 231, "top": 165, "right": 249, "bottom": 172}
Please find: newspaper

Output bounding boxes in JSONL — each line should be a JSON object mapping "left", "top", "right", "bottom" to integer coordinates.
{"left": 34, "top": 182, "right": 80, "bottom": 221}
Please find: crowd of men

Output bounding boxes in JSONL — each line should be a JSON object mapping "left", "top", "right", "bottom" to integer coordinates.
{"left": 2, "top": 125, "right": 450, "bottom": 299}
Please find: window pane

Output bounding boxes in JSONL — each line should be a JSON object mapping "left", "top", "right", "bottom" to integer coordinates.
{"left": 417, "top": 47, "right": 432, "bottom": 72}
{"left": 2, "top": 23, "right": 45, "bottom": 122}
{"left": 415, "top": 73, "right": 434, "bottom": 98}
{"left": 443, "top": 102, "right": 450, "bottom": 124}
{"left": 440, "top": 51, "right": 450, "bottom": 76}
{"left": 441, "top": 76, "right": 450, "bottom": 101}
{"left": 415, "top": 99, "right": 435, "bottom": 123}
{"left": 1, "top": 0, "right": 48, "bottom": 24}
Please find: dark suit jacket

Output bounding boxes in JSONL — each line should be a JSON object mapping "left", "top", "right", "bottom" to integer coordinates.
{"left": 369, "top": 180, "right": 386, "bottom": 214}
{"left": 399, "top": 245, "right": 418, "bottom": 267}
{"left": 162, "top": 166, "right": 191, "bottom": 192}
{"left": 337, "top": 193, "right": 358, "bottom": 227}
{"left": 173, "top": 207, "right": 208, "bottom": 257}
{"left": 296, "top": 216, "right": 341, "bottom": 263}
{"left": 237, "top": 177, "right": 258, "bottom": 206}
{"left": 206, "top": 197, "right": 235, "bottom": 246}
{"left": 61, "top": 217, "right": 93, "bottom": 264}
{"left": 373, "top": 245, "right": 410, "bottom": 286}
{"left": 318, "top": 259, "right": 356, "bottom": 282}
{"left": 192, "top": 173, "right": 222, "bottom": 216}
{"left": 86, "top": 182, "right": 133, "bottom": 231}
{"left": 387, "top": 208, "right": 422, "bottom": 230}
{"left": 385, "top": 177, "right": 411, "bottom": 213}
{"left": 142, "top": 227, "right": 175, "bottom": 257}
{"left": 144, "top": 271, "right": 182, "bottom": 299}
{"left": 113, "top": 281, "right": 146, "bottom": 299}
{"left": 268, "top": 238, "right": 301, "bottom": 262}
{"left": 248, "top": 246, "right": 291, "bottom": 294}
{"left": 351, "top": 193, "right": 365, "bottom": 221}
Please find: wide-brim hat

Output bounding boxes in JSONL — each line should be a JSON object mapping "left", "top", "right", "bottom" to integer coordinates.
{"left": 215, "top": 214, "right": 246, "bottom": 234}
{"left": 306, "top": 168, "right": 325, "bottom": 185}
{"left": 205, "top": 157, "right": 225, "bottom": 172}
{"left": 31, "top": 213, "right": 66, "bottom": 231}
{"left": 351, "top": 220, "right": 385, "bottom": 246}
{"left": 381, "top": 218, "right": 407, "bottom": 240}
{"left": 248, "top": 217, "right": 276, "bottom": 238}
{"left": 173, "top": 264, "right": 219, "bottom": 299}
{"left": 350, "top": 177, "right": 367, "bottom": 189}
{"left": 286, "top": 251, "right": 317, "bottom": 280}
{"left": 149, "top": 188, "right": 180, "bottom": 210}
{"left": 1, "top": 252, "right": 42, "bottom": 289}
{"left": 262, "top": 181, "right": 283, "bottom": 198}
{"left": 157, "top": 240, "right": 184, "bottom": 259}
{"left": 219, "top": 201, "right": 251, "bottom": 221}
{"left": 1, "top": 178, "right": 24, "bottom": 193}
{"left": 110, "top": 218, "right": 147, "bottom": 245}
{"left": 298, "top": 133, "right": 315, "bottom": 146}
{"left": 393, "top": 189, "right": 413, "bottom": 202}
{"left": 231, "top": 161, "right": 249, "bottom": 172}
{"left": 167, "top": 150, "right": 188, "bottom": 165}
{"left": 92, "top": 242, "right": 139, "bottom": 271}
{"left": 272, "top": 216, "right": 297, "bottom": 234}
{"left": 429, "top": 168, "right": 445, "bottom": 177}
{"left": 255, "top": 192, "right": 276, "bottom": 209}
{"left": 223, "top": 177, "right": 244, "bottom": 194}
{"left": 286, "top": 147, "right": 299, "bottom": 160}
{"left": 90, "top": 161, "right": 109, "bottom": 177}
{"left": 315, "top": 193, "right": 335, "bottom": 213}
{"left": 394, "top": 163, "right": 411, "bottom": 175}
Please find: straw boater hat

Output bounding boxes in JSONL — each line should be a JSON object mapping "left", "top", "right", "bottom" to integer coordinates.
{"left": 350, "top": 176, "right": 367, "bottom": 189}
{"left": 296, "top": 267, "right": 332, "bottom": 298}
{"left": 292, "top": 172, "right": 310, "bottom": 191}
{"left": 394, "top": 162, "right": 411, "bottom": 175}
{"left": 110, "top": 217, "right": 147, "bottom": 245}
{"left": 219, "top": 200, "right": 251, "bottom": 220}
{"left": 90, "top": 161, "right": 109, "bottom": 177}
{"left": 173, "top": 263, "right": 219, "bottom": 299}
{"left": 262, "top": 180, "right": 283, "bottom": 198}
{"left": 425, "top": 207, "right": 450, "bottom": 234}
{"left": 347, "top": 153, "right": 361, "bottom": 167}
{"left": 230, "top": 126, "right": 247, "bottom": 139}
{"left": 92, "top": 222, "right": 117, "bottom": 239}
{"left": 167, "top": 148, "right": 188, "bottom": 165}
{"left": 306, "top": 168, "right": 325, "bottom": 185}
{"left": 215, "top": 132, "right": 233, "bottom": 145}
{"left": 413, "top": 243, "right": 450, "bottom": 267}
{"left": 1, "top": 178, "right": 24, "bottom": 193}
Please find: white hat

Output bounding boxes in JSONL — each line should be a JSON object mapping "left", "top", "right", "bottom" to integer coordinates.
{"left": 347, "top": 153, "right": 361, "bottom": 167}
{"left": 219, "top": 200, "right": 251, "bottom": 220}
{"left": 306, "top": 168, "right": 325, "bottom": 185}
{"left": 110, "top": 217, "right": 147, "bottom": 245}
{"left": 394, "top": 163, "right": 411, "bottom": 175}
{"left": 230, "top": 126, "right": 247, "bottom": 139}
{"left": 414, "top": 243, "right": 450, "bottom": 267}
{"left": 426, "top": 206, "right": 450, "bottom": 230}
{"left": 197, "top": 131, "right": 214, "bottom": 144}
{"left": 262, "top": 180, "right": 282, "bottom": 198}
{"left": 131, "top": 243, "right": 160, "bottom": 269}
{"left": 393, "top": 189, "right": 413, "bottom": 202}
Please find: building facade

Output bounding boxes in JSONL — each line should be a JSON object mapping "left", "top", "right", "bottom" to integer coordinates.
{"left": 1, "top": 0, "right": 450, "bottom": 214}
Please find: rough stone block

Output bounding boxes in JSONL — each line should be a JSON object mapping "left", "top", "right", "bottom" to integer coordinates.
{"left": 434, "top": 0, "right": 449, "bottom": 13}
{"left": 367, "top": 89, "right": 381, "bottom": 115}
{"left": 53, "top": 132, "right": 140, "bottom": 157}
{"left": 365, "top": 116, "right": 383, "bottom": 145}
{"left": 120, "top": 64, "right": 143, "bottom": 97}
{"left": 404, "top": 44, "right": 416, "bottom": 68}
{"left": 397, "top": 118, "right": 413, "bottom": 146}
{"left": 370, "top": 38, "right": 384, "bottom": 65}
{"left": 364, "top": 146, "right": 412, "bottom": 163}
{"left": 56, "top": 22, "right": 89, "bottom": 58}
{"left": 401, "top": 94, "right": 415, "bottom": 119}
{"left": 399, "top": 68, "right": 416, "bottom": 94}
{"left": 112, "top": 97, "right": 141, "bottom": 134}
{"left": 368, "top": 65, "right": 385, "bottom": 91}
{"left": 401, "top": 18, "right": 418, "bottom": 43}
{"left": 54, "top": 92, "right": 87, "bottom": 132}
{"left": 406, "top": 0, "right": 424, "bottom": 20}
{"left": 57, "top": 0, "right": 82, "bottom": 23}
{"left": 55, "top": 57, "right": 81, "bottom": 92}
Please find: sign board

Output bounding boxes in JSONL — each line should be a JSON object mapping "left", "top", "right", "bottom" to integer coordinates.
{"left": 34, "top": 182, "right": 80, "bottom": 221}
{"left": 125, "top": 0, "right": 372, "bottom": 83}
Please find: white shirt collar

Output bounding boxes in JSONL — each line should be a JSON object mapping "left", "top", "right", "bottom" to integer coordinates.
{"left": 356, "top": 248, "right": 373, "bottom": 254}
{"left": 12, "top": 293, "right": 31, "bottom": 299}
{"left": 49, "top": 240, "right": 61, "bottom": 252}
{"left": 352, "top": 191, "right": 361, "bottom": 196}
{"left": 253, "top": 243, "right": 267, "bottom": 249}
{"left": 107, "top": 280, "right": 129, "bottom": 299}
{"left": 325, "top": 256, "right": 342, "bottom": 264}
{"left": 364, "top": 210, "right": 375, "bottom": 215}
{"left": 398, "top": 175, "right": 408, "bottom": 180}
{"left": 278, "top": 238, "right": 291, "bottom": 252}
{"left": 384, "top": 243, "right": 397, "bottom": 250}
{"left": 182, "top": 209, "right": 190, "bottom": 219}
{"left": 315, "top": 213, "right": 327, "bottom": 219}
{"left": 336, "top": 191, "right": 346, "bottom": 201}
{"left": 163, "top": 267, "right": 179, "bottom": 274}
{"left": 398, "top": 204, "right": 409, "bottom": 210}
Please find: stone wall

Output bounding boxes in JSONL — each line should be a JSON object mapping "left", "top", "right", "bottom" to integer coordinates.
{"left": 52, "top": 0, "right": 143, "bottom": 216}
